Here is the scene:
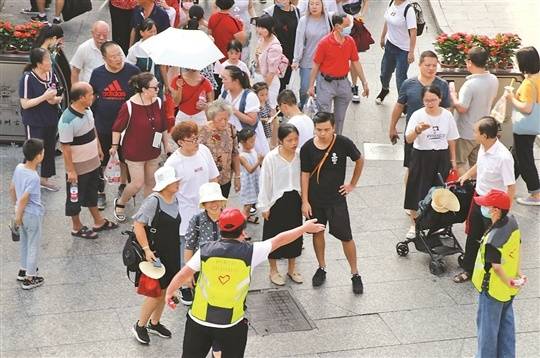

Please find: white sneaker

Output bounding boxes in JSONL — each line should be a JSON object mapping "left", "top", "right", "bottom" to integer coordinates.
{"left": 516, "top": 196, "right": 540, "bottom": 206}
{"left": 406, "top": 226, "right": 416, "bottom": 239}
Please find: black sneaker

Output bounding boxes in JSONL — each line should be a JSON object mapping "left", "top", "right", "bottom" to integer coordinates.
{"left": 351, "top": 86, "right": 360, "bottom": 103}
{"left": 97, "top": 192, "right": 106, "bottom": 211}
{"left": 375, "top": 88, "right": 390, "bottom": 105}
{"left": 52, "top": 17, "right": 62, "bottom": 24}
{"left": 17, "top": 269, "right": 26, "bottom": 281}
{"left": 147, "top": 321, "right": 172, "bottom": 338}
{"left": 21, "top": 276, "right": 44, "bottom": 290}
{"left": 118, "top": 184, "right": 126, "bottom": 198}
{"left": 351, "top": 274, "right": 363, "bottom": 294}
{"left": 312, "top": 267, "right": 326, "bottom": 287}
{"left": 31, "top": 14, "right": 48, "bottom": 22}
{"left": 180, "top": 288, "right": 193, "bottom": 306}
{"left": 132, "top": 322, "right": 150, "bottom": 345}
{"left": 21, "top": 8, "right": 39, "bottom": 14}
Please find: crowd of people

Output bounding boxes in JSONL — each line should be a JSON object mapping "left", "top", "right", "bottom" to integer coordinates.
{"left": 8, "top": 0, "right": 539, "bottom": 357}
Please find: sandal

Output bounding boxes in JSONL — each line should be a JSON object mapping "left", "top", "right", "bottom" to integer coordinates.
{"left": 453, "top": 271, "right": 470, "bottom": 283}
{"left": 287, "top": 272, "right": 304, "bottom": 284}
{"left": 93, "top": 218, "right": 119, "bottom": 232}
{"left": 247, "top": 215, "right": 259, "bottom": 224}
{"left": 71, "top": 226, "right": 98, "bottom": 239}
{"left": 113, "top": 198, "right": 126, "bottom": 222}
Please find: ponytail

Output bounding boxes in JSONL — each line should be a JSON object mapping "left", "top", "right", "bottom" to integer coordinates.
{"left": 225, "top": 65, "right": 250, "bottom": 89}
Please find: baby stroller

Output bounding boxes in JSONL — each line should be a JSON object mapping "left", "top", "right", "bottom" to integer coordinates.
{"left": 395, "top": 178, "right": 476, "bottom": 275}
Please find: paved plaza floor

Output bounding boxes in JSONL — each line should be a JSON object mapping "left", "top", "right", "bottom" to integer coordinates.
{"left": 1, "top": 0, "right": 539, "bottom": 356}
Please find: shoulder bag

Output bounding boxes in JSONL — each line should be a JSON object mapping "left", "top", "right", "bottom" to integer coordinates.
{"left": 512, "top": 79, "right": 540, "bottom": 135}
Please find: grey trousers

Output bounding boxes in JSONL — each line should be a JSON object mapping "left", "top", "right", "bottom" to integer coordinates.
{"left": 316, "top": 75, "right": 353, "bottom": 135}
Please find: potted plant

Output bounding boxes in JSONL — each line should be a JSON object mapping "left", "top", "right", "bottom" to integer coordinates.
{"left": 0, "top": 20, "right": 44, "bottom": 54}
{"left": 434, "top": 32, "right": 522, "bottom": 70}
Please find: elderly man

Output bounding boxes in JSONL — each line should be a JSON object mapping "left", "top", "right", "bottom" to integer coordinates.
{"left": 71, "top": 21, "right": 113, "bottom": 84}
{"left": 58, "top": 82, "right": 118, "bottom": 239}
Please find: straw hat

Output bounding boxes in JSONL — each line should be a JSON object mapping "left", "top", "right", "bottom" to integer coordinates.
{"left": 431, "top": 188, "right": 460, "bottom": 213}
{"left": 152, "top": 166, "right": 181, "bottom": 192}
{"left": 199, "top": 182, "right": 227, "bottom": 207}
{"left": 139, "top": 260, "right": 166, "bottom": 279}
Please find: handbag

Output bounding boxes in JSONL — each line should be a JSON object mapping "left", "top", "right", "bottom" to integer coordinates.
{"left": 137, "top": 273, "right": 162, "bottom": 297}
{"left": 342, "top": 0, "right": 363, "bottom": 15}
{"left": 349, "top": 18, "right": 374, "bottom": 53}
{"left": 512, "top": 79, "right": 540, "bottom": 135}
{"left": 62, "top": 0, "right": 92, "bottom": 22}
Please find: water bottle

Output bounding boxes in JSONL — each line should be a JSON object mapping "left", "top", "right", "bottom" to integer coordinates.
{"left": 448, "top": 81, "right": 455, "bottom": 93}
{"left": 198, "top": 91, "right": 206, "bottom": 103}
{"left": 70, "top": 183, "right": 78, "bottom": 203}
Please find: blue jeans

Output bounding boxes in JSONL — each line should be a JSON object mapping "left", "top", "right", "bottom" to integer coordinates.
{"left": 299, "top": 67, "right": 312, "bottom": 110}
{"left": 379, "top": 40, "right": 410, "bottom": 92}
{"left": 19, "top": 213, "right": 43, "bottom": 276}
{"left": 476, "top": 291, "right": 516, "bottom": 358}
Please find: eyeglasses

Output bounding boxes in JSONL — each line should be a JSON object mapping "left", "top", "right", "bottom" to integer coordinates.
{"left": 147, "top": 86, "right": 159, "bottom": 91}
{"left": 182, "top": 136, "right": 199, "bottom": 143}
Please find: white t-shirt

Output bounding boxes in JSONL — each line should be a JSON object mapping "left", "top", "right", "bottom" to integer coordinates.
{"left": 476, "top": 139, "right": 515, "bottom": 196}
{"left": 214, "top": 60, "right": 250, "bottom": 78}
{"left": 288, "top": 114, "right": 314, "bottom": 149}
{"left": 406, "top": 108, "right": 460, "bottom": 150}
{"left": 126, "top": 40, "right": 154, "bottom": 73}
{"left": 70, "top": 39, "right": 106, "bottom": 83}
{"left": 164, "top": 144, "right": 220, "bottom": 235}
{"left": 224, "top": 90, "right": 270, "bottom": 155}
{"left": 384, "top": 0, "right": 417, "bottom": 51}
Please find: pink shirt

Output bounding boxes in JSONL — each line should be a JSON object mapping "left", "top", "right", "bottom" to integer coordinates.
{"left": 258, "top": 36, "right": 284, "bottom": 76}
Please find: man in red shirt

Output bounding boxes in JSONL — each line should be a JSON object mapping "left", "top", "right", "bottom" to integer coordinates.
{"left": 308, "top": 14, "right": 369, "bottom": 135}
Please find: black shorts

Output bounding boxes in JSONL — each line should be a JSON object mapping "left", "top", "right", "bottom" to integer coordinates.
{"left": 311, "top": 201, "right": 353, "bottom": 241}
{"left": 65, "top": 168, "right": 100, "bottom": 216}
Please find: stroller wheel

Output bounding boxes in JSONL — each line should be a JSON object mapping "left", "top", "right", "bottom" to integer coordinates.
{"left": 429, "top": 260, "right": 445, "bottom": 276}
{"left": 458, "top": 254, "right": 465, "bottom": 268}
{"left": 396, "top": 242, "right": 409, "bottom": 257}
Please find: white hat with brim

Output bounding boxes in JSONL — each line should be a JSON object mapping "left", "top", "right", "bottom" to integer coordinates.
{"left": 431, "top": 188, "right": 460, "bottom": 213}
{"left": 199, "top": 182, "right": 227, "bottom": 207}
{"left": 153, "top": 166, "right": 181, "bottom": 192}
{"left": 139, "top": 261, "right": 166, "bottom": 279}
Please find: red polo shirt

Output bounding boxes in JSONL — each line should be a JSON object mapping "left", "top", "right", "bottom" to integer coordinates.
{"left": 313, "top": 33, "right": 359, "bottom": 77}
{"left": 208, "top": 12, "right": 243, "bottom": 62}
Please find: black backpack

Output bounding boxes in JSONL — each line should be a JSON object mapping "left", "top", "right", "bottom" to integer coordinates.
{"left": 390, "top": 1, "right": 426, "bottom": 36}
{"left": 121, "top": 196, "right": 161, "bottom": 282}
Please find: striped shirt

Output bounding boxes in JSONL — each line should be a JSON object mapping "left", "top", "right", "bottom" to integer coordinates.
{"left": 58, "top": 107, "right": 101, "bottom": 175}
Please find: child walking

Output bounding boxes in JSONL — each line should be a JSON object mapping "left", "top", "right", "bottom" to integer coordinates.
{"left": 9, "top": 139, "right": 45, "bottom": 290}
{"left": 238, "top": 129, "right": 264, "bottom": 235}
{"left": 253, "top": 81, "right": 278, "bottom": 148}
{"left": 215, "top": 40, "right": 250, "bottom": 78}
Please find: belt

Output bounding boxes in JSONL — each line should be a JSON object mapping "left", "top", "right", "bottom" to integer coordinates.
{"left": 321, "top": 73, "right": 347, "bottom": 81}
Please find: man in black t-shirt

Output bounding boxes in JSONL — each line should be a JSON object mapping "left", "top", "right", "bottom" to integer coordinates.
{"left": 300, "top": 112, "right": 365, "bottom": 294}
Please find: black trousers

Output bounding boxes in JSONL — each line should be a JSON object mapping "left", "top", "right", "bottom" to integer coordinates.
{"left": 512, "top": 133, "right": 540, "bottom": 193}
{"left": 26, "top": 125, "right": 57, "bottom": 178}
{"left": 220, "top": 181, "right": 232, "bottom": 198}
{"left": 279, "top": 65, "right": 293, "bottom": 93}
{"left": 462, "top": 201, "right": 490, "bottom": 274}
{"left": 182, "top": 315, "right": 248, "bottom": 358}
{"left": 109, "top": 3, "right": 133, "bottom": 55}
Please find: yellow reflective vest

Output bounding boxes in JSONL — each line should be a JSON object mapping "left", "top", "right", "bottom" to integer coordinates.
{"left": 191, "top": 240, "right": 253, "bottom": 326}
{"left": 472, "top": 215, "right": 521, "bottom": 302}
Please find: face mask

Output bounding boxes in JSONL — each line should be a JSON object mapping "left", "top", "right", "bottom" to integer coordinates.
{"left": 480, "top": 206, "right": 491, "bottom": 219}
{"left": 182, "top": 2, "right": 193, "bottom": 10}
{"left": 342, "top": 25, "right": 352, "bottom": 36}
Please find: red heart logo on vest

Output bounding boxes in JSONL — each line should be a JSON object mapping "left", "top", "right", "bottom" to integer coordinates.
{"left": 218, "top": 275, "right": 230, "bottom": 284}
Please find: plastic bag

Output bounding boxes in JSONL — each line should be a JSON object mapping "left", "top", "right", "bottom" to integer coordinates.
{"left": 104, "top": 153, "right": 121, "bottom": 185}
{"left": 137, "top": 273, "right": 161, "bottom": 297}
{"left": 303, "top": 96, "right": 320, "bottom": 118}
{"left": 490, "top": 95, "right": 507, "bottom": 124}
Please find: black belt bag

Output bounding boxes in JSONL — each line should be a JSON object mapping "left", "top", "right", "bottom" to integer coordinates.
{"left": 321, "top": 73, "right": 347, "bottom": 82}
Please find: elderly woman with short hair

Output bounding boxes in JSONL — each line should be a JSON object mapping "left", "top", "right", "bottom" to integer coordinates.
{"left": 198, "top": 99, "right": 241, "bottom": 198}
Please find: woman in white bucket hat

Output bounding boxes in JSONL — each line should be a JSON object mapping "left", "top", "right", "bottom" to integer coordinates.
{"left": 131, "top": 166, "right": 181, "bottom": 345}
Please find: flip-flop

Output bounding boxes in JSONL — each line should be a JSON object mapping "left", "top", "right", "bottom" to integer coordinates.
{"left": 71, "top": 226, "right": 98, "bottom": 239}
{"left": 113, "top": 198, "right": 126, "bottom": 222}
{"left": 93, "top": 218, "right": 119, "bottom": 232}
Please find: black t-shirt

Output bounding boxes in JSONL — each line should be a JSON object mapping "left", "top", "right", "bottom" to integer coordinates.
{"left": 272, "top": 6, "right": 298, "bottom": 60}
{"left": 89, "top": 63, "right": 140, "bottom": 134}
{"left": 300, "top": 135, "right": 361, "bottom": 207}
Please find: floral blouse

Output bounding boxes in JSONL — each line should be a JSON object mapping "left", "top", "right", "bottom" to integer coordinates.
{"left": 185, "top": 211, "right": 221, "bottom": 251}
{"left": 198, "top": 123, "right": 239, "bottom": 185}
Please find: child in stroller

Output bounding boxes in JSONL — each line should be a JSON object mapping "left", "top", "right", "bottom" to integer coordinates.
{"left": 396, "top": 180, "right": 476, "bottom": 275}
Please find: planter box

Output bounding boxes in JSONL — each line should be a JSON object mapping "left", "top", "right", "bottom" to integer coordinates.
{"left": 0, "top": 52, "right": 69, "bottom": 143}
{"left": 437, "top": 68, "right": 524, "bottom": 149}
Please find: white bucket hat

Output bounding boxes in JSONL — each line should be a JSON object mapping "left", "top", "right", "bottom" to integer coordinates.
{"left": 431, "top": 188, "right": 460, "bottom": 213}
{"left": 139, "top": 260, "right": 166, "bottom": 279}
{"left": 152, "top": 166, "right": 180, "bottom": 192}
{"left": 199, "top": 182, "right": 227, "bottom": 207}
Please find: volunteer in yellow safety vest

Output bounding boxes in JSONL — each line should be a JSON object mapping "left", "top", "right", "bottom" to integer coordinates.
{"left": 165, "top": 208, "right": 325, "bottom": 358}
{"left": 471, "top": 189, "right": 527, "bottom": 358}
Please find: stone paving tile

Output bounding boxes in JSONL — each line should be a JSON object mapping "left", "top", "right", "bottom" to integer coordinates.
{"left": 461, "top": 331, "right": 540, "bottom": 358}
{"left": 245, "top": 315, "right": 399, "bottom": 357}
{"left": 1, "top": 348, "right": 42, "bottom": 358}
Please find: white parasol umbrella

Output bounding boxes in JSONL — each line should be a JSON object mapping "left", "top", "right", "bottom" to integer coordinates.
{"left": 140, "top": 28, "right": 224, "bottom": 70}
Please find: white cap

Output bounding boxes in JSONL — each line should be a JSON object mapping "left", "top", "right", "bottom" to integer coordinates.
{"left": 152, "top": 166, "right": 181, "bottom": 192}
{"left": 199, "top": 182, "right": 227, "bottom": 206}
